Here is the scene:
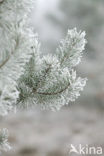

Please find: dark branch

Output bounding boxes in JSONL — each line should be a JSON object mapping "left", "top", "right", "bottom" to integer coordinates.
{"left": 36, "top": 82, "right": 70, "bottom": 95}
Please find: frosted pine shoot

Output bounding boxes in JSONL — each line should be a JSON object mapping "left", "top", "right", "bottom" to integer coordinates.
{"left": 17, "top": 28, "right": 87, "bottom": 111}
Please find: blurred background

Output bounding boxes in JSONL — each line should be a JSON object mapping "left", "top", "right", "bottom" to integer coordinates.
{"left": 1, "top": 0, "right": 104, "bottom": 155}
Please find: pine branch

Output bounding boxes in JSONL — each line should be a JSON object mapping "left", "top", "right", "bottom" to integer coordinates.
{"left": 56, "top": 28, "right": 87, "bottom": 69}
{"left": 0, "top": 129, "right": 11, "bottom": 153}
{"left": 0, "top": 0, "right": 36, "bottom": 115}
{"left": 17, "top": 47, "right": 87, "bottom": 111}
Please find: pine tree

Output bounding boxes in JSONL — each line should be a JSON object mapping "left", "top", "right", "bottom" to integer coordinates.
{"left": 0, "top": 0, "right": 87, "bottom": 153}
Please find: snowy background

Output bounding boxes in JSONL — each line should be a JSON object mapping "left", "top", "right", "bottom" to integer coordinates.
{"left": 1, "top": 0, "right": 104, "bottom": 155}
